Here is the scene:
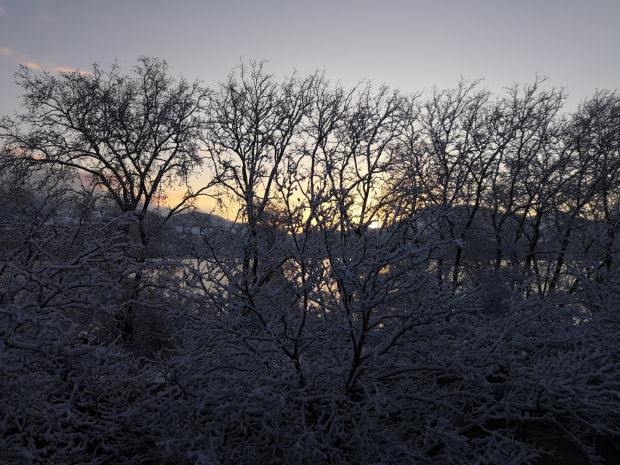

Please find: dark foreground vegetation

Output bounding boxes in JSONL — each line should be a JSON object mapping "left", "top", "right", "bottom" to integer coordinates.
{"left": 1, "top": 58, "right": 619, "bottom": 464}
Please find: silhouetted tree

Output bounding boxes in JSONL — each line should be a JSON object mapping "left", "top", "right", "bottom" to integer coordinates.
{"left": 2, "top": 61, "right": 620, "bottom": 464}
{"left": 0, "top": 57, "right": 209, "bottom": 251}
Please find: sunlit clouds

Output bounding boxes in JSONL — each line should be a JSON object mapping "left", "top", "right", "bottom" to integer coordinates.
{"left": 0, "top": 45, "right": 88, "bottom": 74}
{"left": 0, "top": 46, "right": 41, "bottom": 69}
{"left": 0, "top": 46, "right": 41, "bottom": 70}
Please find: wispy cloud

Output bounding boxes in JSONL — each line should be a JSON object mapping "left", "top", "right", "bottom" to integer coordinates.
{"left": 0, "top": 7, "right": 5, "bottom": 14}
{"left": 0, "top": 45, "right": 85, "bottom": 74}
{"left": 24, "top": 61, "right": 41, "bottom": 70}
{"left": 36, "top": 11, "right": 53, "bottom": 22}
{"left": 0, "top": 45, "right": 42, "bottom": 69}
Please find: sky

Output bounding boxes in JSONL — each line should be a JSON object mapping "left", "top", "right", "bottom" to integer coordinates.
{"left": 1, "top": 0, "right": 619, "bottom": 210}
{"left": 1, "top": 0, "right": 619, "bottom": 110}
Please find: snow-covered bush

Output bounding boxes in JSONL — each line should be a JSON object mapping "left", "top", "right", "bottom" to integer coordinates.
{"left": 1, "top": 61, "right": 619, "bottom": 464}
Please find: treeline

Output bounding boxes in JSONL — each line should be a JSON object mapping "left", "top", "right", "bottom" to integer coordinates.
{"left": 0, "top": 58, "right": 619, "bottom": 464}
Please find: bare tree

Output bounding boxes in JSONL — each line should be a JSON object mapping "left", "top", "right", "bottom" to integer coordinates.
{"left": 0, "top": 58, "right": 211, "bottom": 343}
{"left": 2, "top": 61, "right": 620, "bottom": 464}
{"left": 0, "top": 57, "right": 210, "bottom": 251}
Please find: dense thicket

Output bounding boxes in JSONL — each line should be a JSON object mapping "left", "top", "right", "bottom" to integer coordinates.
{"left": 1, "top": 59, "right": 619, "bottom": 464}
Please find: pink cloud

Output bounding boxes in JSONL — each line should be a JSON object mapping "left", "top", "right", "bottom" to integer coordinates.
{"left": 0, "top": 46, "right": 40, "bottom": 68}
{"left": 0, "top": 46, "right": 85, "bottom": 74}
{"left": 0, "top": 46, "right": 42, "bottom": 70}
{"left": 0, "top": 7, "right": 5, "bottom": 14}
{"left": 24, "top": 61, "right": 41, "bottom": 70}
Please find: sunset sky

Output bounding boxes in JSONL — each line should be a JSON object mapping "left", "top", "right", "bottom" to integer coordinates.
{"left": 1, "top": 0, "right": 619, "bottom": 211}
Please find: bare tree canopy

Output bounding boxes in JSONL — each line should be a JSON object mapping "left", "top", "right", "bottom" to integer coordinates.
{"left": 0, "top": 57, "right": 210, "bottom": 236}
{"left": 1, "top": 60, "right": 619, "bottom": 464}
